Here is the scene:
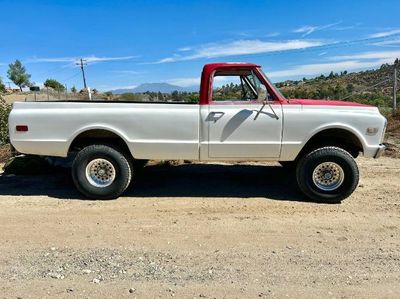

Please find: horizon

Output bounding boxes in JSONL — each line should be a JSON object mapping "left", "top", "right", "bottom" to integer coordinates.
{"left": 1, "top": 0, "right": 400, "bottom": 91}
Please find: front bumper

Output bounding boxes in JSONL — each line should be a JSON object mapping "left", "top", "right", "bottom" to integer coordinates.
{"left": 374, "top": 144, "right": 386, "bottom": 158}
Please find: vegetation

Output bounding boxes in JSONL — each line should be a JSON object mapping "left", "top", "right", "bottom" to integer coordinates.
{"left": 44, "top": 79, "right": 65, "bottom": 92}
{"left": 0, "top": 96, "right": 12, "bottom": 145}
{"left": 7, "top": 60, "right": 31, "bottom": 91}
{"left": 117, "top": 90, "right": 198, "bottom": 103}
{"left": 277, "top": 60, "right": 399, "bottom": 107}
{"left": 71, "top": 86, "right": 77, "bottom": 93}
{"left": 0, "top": 77, "right": 5, "bottom": 93}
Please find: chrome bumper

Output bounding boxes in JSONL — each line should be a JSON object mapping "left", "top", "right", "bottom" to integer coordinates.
{"left": 374, "top": 144, "right": 386, "bottom": 158}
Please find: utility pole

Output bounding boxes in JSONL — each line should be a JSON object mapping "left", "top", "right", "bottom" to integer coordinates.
{"left": 76, "top": 58, "right": 87, "bottom": 89}
{"left": 394, "top": 68, "right": 397, "bottom": 114}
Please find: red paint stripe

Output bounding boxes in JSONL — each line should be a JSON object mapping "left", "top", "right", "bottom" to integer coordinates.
{"left": 284, "top": 99, "right": 373, "bottom": 107}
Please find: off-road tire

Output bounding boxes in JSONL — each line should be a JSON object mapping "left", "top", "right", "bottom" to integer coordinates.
{"left": 296, "top": 146, "right": 359, "bottom": 203}
{"left": 279, "top": 161, "right": 297, "bottom": 169}
{"left": 72, "top": 144, "right": 132, "bottom": 200}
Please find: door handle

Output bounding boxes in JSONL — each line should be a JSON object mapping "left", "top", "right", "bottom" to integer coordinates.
{"left": 207, "top": 111, "right": 225, "bottom": 122}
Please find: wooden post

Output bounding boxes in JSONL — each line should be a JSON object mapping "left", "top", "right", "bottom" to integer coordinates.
{"left": 394, "top": 65, "right": 397, "bottom": 115}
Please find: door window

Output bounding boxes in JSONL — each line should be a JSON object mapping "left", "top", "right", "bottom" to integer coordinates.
{"left": 212, "top": 70, "right": 270, "bottom": 102}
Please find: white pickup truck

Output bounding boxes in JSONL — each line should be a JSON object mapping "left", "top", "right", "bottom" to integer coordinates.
{"left": 9, "top": 63, "right": 386, "bottom": 202}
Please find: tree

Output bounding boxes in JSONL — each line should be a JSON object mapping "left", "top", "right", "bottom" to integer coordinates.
{"left": 71, "top": 86, "right": 77, "bottom": 93}
{"left": 44, "top": 79, "right": 65, "bottom": 91}
{"left": 157, "top": 91, "right": 163, "bottom": 101}
{"left": 92, "top": 88, "right": 98, "bottom": 94}
{"left": 7, "top": 60, "right": 31, "bottom": 91}
{"left": 0, "top": 77, "right": 5, "bottom": 93}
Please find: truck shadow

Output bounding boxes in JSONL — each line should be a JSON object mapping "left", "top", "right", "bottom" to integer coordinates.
{"left": 0, "top": 163, "right": 307, "bottom": 202}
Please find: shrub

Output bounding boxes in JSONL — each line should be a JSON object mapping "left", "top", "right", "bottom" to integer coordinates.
{"left": 0, "top": 96, "right": 12, "bottom": 145}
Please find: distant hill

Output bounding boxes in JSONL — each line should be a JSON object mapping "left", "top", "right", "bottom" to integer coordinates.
{"left": 277, "top": 60, "right": 399, "bottom": 107}
{"left": 112, "top": 83, "right": 197, "bottom": 94}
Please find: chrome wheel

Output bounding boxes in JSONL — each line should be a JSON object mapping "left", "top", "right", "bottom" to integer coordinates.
{"left": 85, "top": 158, "right": 116, "bottom": 187}
{"left": 312, "top": 162, "right": 344, "bottom": 191}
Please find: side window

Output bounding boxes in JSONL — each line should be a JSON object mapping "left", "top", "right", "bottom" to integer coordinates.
{"left": 212, "top": 70, "right": 270, "bottom": 102}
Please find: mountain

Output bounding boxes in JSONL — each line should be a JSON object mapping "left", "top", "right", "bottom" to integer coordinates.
{"left": 112, "top": 83, "right": 197, "bottom": 94}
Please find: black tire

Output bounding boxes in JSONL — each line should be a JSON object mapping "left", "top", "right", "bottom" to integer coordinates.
{"left": 132, "top": 159, "right": 148, "bottom": 170}
{"left": 72, "top": 144, "right": 132, "bottom": 200}
{"left": 296, "top": 146, "right": 359, "bottom": 203}
{"left": 279, "top": 161, "right": 297, "bottom": 169}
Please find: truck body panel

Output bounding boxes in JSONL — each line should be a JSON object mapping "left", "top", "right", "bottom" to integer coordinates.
{"left": 9, "top": 63, "right": 387, "bottom": 162}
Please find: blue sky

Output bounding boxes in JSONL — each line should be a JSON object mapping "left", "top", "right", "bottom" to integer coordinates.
{"left": 1, "top": 0, "right": 400, "bottom": 91}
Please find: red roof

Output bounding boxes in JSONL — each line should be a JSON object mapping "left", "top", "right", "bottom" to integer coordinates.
{"left": 203, "top": 62, "right": 260, "bottom": 73}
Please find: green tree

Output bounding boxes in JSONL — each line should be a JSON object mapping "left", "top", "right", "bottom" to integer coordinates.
{"left": 71, "top": 86, "right": 77, "bottom": 93}
{"left": 0, "top": 77, "right": 6, "bottom": 93}
{"left": 44, "top": 79, "right": 65, "bottom": 91}
{"left": 7, "top": 60, "right": 31, "bottom": 91}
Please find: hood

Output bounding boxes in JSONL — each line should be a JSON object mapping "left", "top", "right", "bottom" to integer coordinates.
{"left": 287, "top": 98, "right": 373, "bottom": 107}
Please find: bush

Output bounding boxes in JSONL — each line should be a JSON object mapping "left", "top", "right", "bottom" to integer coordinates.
{"left": 0, "top": 96, "right": 12, "bottom": 145}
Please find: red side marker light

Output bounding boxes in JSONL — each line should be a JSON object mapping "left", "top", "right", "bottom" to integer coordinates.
{"left": 16, "top": 125, "right": 28, "bottom": 132}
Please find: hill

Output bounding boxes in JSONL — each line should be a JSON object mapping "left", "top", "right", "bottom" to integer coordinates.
{"left": 277, "top": 61, "right": 399, "bottom": 107}
{"left": 112, "top": 83, "right": 195, "bottom": 94}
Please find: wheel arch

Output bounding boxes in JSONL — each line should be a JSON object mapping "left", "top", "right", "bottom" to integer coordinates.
{"left": 67, "top": 126, "right": 134, "bottom": 158}
{"left": 296, "top": 125, "right": 366, "bottom": 160}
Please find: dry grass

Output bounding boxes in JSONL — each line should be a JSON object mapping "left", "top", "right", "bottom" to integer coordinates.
{"left": 383, "top": 113, "right": 400, "bottom": 158}
{"left": 0, "top": 145, "right": 12, "bottom": 163}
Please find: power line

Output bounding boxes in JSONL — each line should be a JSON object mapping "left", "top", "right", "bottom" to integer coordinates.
{"left": 218, "top": 34, "right": 400, "bottom": 60}
{"left": 394, "top": 62, "right": 398, "bottom": 115}
{"left": 341, "top": 77, "right": 392, "bottom": 100}
{"left": 61, "top": 72, "right": 81, "bottom": 82}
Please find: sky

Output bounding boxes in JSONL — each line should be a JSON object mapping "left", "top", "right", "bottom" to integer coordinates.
{"left": 0, "top": 0, "right": 400, "bottom": 91}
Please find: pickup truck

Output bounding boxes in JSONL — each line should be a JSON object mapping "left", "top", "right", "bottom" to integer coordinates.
{"left": 9, "top": 62, "right": 387, "bottom": 202}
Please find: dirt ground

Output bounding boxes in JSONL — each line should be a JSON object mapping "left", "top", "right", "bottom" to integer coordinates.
{"left": 0, "top": 157, "right": 399, "bottom": 298}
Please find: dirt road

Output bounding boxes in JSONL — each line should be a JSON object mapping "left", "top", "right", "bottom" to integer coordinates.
{"left": 0, "top": 158, "right": 399, "bottom": 298}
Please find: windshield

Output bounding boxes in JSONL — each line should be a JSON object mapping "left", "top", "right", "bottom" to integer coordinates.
{"left": 258, "top": 68, "right": 286, "bottom": 100}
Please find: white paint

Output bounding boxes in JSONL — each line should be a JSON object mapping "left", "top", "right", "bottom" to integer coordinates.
{"left": 9, "top": 100, "right": 386, "bottom": 161}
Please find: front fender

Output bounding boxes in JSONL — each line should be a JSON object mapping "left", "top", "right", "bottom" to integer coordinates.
{"left": 301, "top": 123, "right": 368, "bottom": 152}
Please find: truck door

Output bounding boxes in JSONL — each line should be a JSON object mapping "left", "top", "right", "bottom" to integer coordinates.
{"left": 207, "top": 69, "right": 282, "bottom": 158}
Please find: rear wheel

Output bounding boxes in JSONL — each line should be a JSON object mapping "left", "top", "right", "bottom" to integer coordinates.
{"left": 72, "top": 144, "right": 132, "bottom": 199}
{"left": 296, "top": 146, "right": 359, "bottom": 203}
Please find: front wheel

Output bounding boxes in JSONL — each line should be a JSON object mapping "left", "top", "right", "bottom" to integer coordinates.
{"left": 296, "top": 146, "right": 359, "bottom": 203}
{"left": 72, "top": 144, "right": 132, "bottom": 200}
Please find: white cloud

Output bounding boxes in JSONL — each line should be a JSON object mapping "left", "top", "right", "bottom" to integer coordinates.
{"left": 178, "top": 47, "right": 192, "bottom": 52}
{"left": 330, "top": 50, "right": 400, "bottom": 61}
{"left": 372, "top": 39, "right": 400, "bottom": 47}
{"left": 268, "top": 49, "right": 400, "bottom": 79}
{"left": 112, "top": 70, "right": 142, "bottom": 75}
{"left": 26, "top": 55, "right": 137, "bottom": 64}
{"left": 265, "top": 32, "right": 280, "bottom": 37}
{"left": 293, "top": 25, "right": 319, "bottom": 36}
{"left": 268, "top": 59, "right": 393, "bottom": 79}
{"left": 166, "top": 77, "right": 199, "bottom": 87}
{"left": 293, "top": 21, "right": 342, "bottom": 37}
{"left": 154, "top": 39, "right": 324, "bottom": 63}
{"left": 368, "top": 29, "right": 400, "bottom": 38}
